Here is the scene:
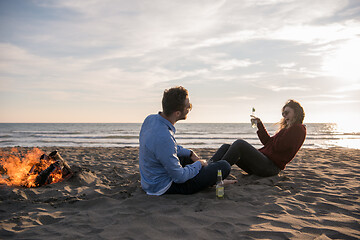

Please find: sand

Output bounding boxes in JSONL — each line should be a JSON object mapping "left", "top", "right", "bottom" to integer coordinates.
{"left": 0, "top": 147, "right": 359, "bottom": 239}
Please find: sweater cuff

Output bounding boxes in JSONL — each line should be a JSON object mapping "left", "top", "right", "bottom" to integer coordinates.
{"left": 192, "top": 160, "right": 202, "bottom": 170}
{"left": 178, "top": 148, "right": 191, "bottom": 157}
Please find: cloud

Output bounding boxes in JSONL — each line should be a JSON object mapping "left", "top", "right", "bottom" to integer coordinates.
{"left": 267, "top": 86, "right": 308, "bottom": 92}
{"left": 231, "top": 96, "right": 256, "bottom": 101}
{"left": 321, "top": 38, "right": 360, "bottom": 82}
{"left": 28, "top": 0, "right": 353, "bottom": 56}
{"left": 0, "top": 43, "right": 161, "bottom": 102}
{"left": 1, "top": 0, "right": 359, "bottom": 122}
{"left": 333, "top": 83, "right": 360, "bottom": 93}
{"left": 214, "top": 59, "right": 261, "bottom": 71}
{"left": 185, "top": 31, "right": 258, "bottom": 49}
{"left": 307, "top": 99, "right": 360, "bottom": 105}
{"left": 278, "top": 62, "right": 297, "bottom": 68}
{"left": 270, "top": 21, "right": 360, "bottom": 44}
{"left": 303, "top": 94, "right": 348, "bottom": 99}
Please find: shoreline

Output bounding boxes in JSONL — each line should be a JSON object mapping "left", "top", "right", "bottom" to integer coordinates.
{"left": 1, "top": 145, "right": 359, "bottom": 150}
{"left": 1, "top": 147, "right": 359, "bottom": 239}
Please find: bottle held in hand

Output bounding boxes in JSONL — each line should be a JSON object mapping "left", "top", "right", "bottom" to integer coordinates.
{"left": 251, "top": 107, "right": 257, "bottom": 128}
{"left": 216, "top": 170, "right": 224, "bottom": 198}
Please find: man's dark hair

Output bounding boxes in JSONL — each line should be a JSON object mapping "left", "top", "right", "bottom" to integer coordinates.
{"left": 162, "top": 86, "right": 188, "bottom": 116}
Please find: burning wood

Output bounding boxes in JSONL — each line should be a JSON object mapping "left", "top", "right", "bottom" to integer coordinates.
{"left": 0, "top": 148, "right": 73, "bottom": 187}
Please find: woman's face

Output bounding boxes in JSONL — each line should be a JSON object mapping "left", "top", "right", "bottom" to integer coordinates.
{"left": 282, "top": 106, "right": 296, "bottom": 126}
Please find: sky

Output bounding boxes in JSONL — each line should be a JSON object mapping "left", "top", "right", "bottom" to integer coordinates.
{"left": 0, "top": 0, "right": 359, "bottom": 125}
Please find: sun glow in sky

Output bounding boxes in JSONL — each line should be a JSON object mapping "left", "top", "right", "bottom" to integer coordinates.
{"left": 0, "top": 0, "right": 359, "bottom": 125}
{"left": 323, "top": 39, "right": 360, "bottom": 82}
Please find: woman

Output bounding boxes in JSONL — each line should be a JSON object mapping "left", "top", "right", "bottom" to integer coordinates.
{"left": 210, "top": 100, "right": 306, "bottom": 177}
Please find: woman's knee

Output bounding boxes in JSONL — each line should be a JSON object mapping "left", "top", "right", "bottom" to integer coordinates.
{"left": 232, "top": 139, "right": 250, "bottom": 149}
{"left": 219, "top": 143, "right": 231, "bottom": 151}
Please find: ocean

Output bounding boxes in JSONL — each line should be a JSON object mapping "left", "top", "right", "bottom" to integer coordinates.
{"left": 0, "top": 123, "right": 359, "bottom": 149}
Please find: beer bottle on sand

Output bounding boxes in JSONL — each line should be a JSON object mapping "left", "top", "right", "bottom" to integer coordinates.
{"left": 216, "top": 170, "right": 224, "bottom": 199}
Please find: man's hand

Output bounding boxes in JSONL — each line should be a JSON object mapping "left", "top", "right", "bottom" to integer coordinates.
{"left": 190, "top": 150, "right": 207, "bottom": 166}
{"left": 196, "top": 159, "right": 208, "bottom": 167}
{"left": 190, "top": 150, "right": 200, "bottom": 162}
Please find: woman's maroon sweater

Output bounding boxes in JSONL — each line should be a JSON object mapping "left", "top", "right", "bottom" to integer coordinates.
{"left": 257, "top": 122, "right": 306, "bottom": 170}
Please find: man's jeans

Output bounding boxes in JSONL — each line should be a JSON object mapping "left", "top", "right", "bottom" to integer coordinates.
{"left": 165, "top": 157, "right": 231, "bottom": 195}
{"left": 210, "top": 139, "right": 280, "bottom": 177}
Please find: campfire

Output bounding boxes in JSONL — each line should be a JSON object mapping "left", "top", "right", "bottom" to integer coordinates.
{"left": 0, "top": 148, "right": 73, "bottom": 188}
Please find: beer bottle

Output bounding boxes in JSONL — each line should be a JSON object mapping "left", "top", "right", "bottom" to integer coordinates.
{"left": 216, "top": 170, "right": 224, "bottom": 198}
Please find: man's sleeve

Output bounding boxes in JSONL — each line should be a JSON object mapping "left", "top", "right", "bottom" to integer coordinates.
{"left": 177, "top": 145, "right": 191, "bottom": 157}
{"left": 155, "top": 138, "right": 201, "bottom": 183}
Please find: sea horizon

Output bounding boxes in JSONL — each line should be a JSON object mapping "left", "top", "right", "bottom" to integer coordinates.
{"left": 1, "top": 122, "right": 359, "bottom": 150}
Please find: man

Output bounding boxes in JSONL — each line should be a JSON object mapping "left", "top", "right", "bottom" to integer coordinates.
{"left": 139, "top": 86, "right": 231, "bottom": 195}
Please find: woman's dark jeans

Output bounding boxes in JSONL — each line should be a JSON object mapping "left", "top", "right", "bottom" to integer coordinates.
{"left": 210, "top": 139, "right": 280, "bottom": 177}
{"left": 165, "top": 158, "right": 231, "bottom": 195}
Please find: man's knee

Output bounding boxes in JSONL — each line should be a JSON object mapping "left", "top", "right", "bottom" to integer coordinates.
{"left": 217, "top": 160, "right": 231, "bottom": 177}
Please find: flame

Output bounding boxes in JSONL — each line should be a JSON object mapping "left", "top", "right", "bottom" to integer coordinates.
{"left": 0, "top": 148, "right": 64, "bottom": 187}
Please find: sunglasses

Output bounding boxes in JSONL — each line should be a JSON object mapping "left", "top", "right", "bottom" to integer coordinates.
{"left": 282, "top": 110, "right": 290, "bottom": 117}
{"left": 186, "top": 103, "right": 192, "bottom": 111}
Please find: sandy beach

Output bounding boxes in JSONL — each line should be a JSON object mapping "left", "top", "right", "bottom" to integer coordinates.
{"left": 0, "top": 147, "right": 359, "bottom": 239}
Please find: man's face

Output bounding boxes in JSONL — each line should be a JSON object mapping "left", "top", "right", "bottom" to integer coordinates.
{"left": 178, "top": 97, "right": 192, "bottom": 120}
